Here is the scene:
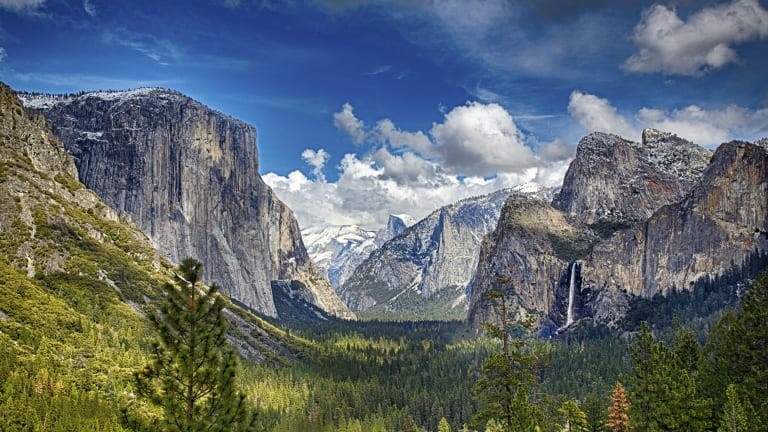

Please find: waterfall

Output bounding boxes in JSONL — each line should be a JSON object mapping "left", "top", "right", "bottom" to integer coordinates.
{"left": 565, "top": 262, "right": 577, "bottom": 327}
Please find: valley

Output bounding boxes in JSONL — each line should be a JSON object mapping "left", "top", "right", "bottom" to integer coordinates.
{"left": 1, "top": 80, "right": 766, "bottom": 432}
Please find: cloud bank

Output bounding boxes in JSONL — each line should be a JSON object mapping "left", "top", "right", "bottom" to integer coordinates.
{"left": 624, "top": 0, "right": 768, "bottom": 76}
{"left": 265, "top": 101, "right": 571, "bottom": 230}
{"left": 0, "top": 0, "right": 44, "bottom": 12}
{"left": 568, "top": 90, "right": 768, "bottom": 146}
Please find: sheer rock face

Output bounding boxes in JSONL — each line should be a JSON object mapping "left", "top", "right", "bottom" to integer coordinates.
{"left": 554, "top": 129, "right": 712, "bottom": 227}
{"left": 19, "top": 89, "right": 353, "bottom": 319}
{"left": 340, "top": 186, "right": 552, "bottom": 320}
{"left": 582, "top": 140, "right": 768, "bottom": 324}
{"left": 467, "top": 195, "right": 596, "bottom": 332}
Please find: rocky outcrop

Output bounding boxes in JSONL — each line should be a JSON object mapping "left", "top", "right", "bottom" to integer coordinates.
{"left": 19, "top": 88, "right": 353, "bottom": 319}
{"left": 467, "top": 195, "right": 596, "bottom": 332}
{"left": 554, "top": 129, "right": 711, "bottom": 230}
{"left": 581, "top": 140, "right": 768, "bottom": 324}
{"left": 340, "top": 185, "right": 552, "bottom": 320}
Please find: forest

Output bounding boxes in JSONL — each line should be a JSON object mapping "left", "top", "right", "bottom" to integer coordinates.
{"left": 0, "top": 250, "right": 766, "bottom": 431}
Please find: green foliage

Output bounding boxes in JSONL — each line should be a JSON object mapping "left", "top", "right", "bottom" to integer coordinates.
{"left": 699, "top": 273, "right": 768, "bottom": 429}
{"left": 547, "top": 231, "right": 596, "bottom": 262}
{"left": 558, "top": 400, "right": 589, "bottom": 432}
{"left": 587, "top": 220, "right": 633, "bottom": 239}
{"left": 438, "top": 416, "right": 451, "bottom": 432}
{"left": 718, "top": 384, "right": 757, "bottom": 432}
{"left": 125, "top": 258, "right": 255, "bottom": 432}
{"left": 472, "top": 278, "right": 543, "bottom": 431}
{"left": 628, "top": 322, "right": 711, "bottom": 432}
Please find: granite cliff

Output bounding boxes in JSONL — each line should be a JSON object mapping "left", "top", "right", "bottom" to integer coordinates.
{"left": 19, "top": 88, "right": 353, "bottom": 319}
{"left": 554, "top": 129, "right": 711, "bottom": 230}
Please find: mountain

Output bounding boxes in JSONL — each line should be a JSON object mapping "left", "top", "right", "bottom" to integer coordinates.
{"left": 554, "top": 129, "right": 712, "bottom": 233}
{"left": 582, "top": 139, "right": 768, "bottom": 325}
{"left": 469, "top": 131, "right": 767, "bottom": 332}
{"left": 302, "top": 214, "right": 415, "bottom": 289}
{"left": 0, "top": 80, "right": 298, "bottom": 375}
{"left": 19, "top": 88, "right": 353, "bottom": 320}
{"left": 340, "top": 184, "right": 553, "bottom": 320}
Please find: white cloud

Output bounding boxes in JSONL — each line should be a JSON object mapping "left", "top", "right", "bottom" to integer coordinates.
{"left": 372, "top": 118, "right": 435, "bottom": 157}
{"left": 103, "top": 28, "right": 182, "bottom": 65}
{"left": 363, "top": 64, "right": 392, "bottom": 76}
{"left": 0, "top": 48, "right": 6, "bottom": 63}
{"left": 266, "top": 101, "right": 571, "bottom": 231}
{"left": 567, "top": 91, "right": 639, "bottom": 139}
{"left": 536, "top": 138, "right": 574, "bottom": 162}
{"left": 431, "top": 102, "right": 536, "bottom": 176}
{"left": 83, "top": 0, "right": 95, "bottom": 16}
{"left": 569, "top": 90, "right": 768, "bottom": 147}
{"left": 333, "top": 102, "right": 366, "bottom": 145}
{"left": 301, "top": 148, "right": 331, "bottom": 182}
{"left": 624, "top": 0, "right": 768, "bottom": 76}
{"left": 0, "top": 0, "right": 44, "bottom": 12}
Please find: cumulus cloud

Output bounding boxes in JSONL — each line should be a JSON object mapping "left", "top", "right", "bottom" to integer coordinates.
{"left": 536, "top": 138, "right": 574, "bottom": 162}
{"left": 373, "top": 118, "right": 435, "bottom": 157}
{"left": 431, "top": 102, "right": 535, "bottom": 176}
{"left": 568, "top": 91, "right": 638, "bottom": 139}
{"left": 333, "top": 103, "right": 367, "bottom": 145}
{"left": 624, "top": 0, "right": 768, "bottom": 76}
{"left": 301, "top": 148, "right": 331, "bottom": 182}
{"left": 568, "top": 90, "right": 768, "bottom": 147}
{"left": 0, "top": 0, "right": 44, "bottom": 12}
{"left": 266, "top": 101, "right": 571, "bottom": 230}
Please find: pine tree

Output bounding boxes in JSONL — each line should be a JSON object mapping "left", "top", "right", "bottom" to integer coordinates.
{"left": 628, "top": 323, "right": 655, "bottom": 432}
{"left": 437, "top": 416, "right": 451, "bottom": 432}
{"left": 718, "top": 385, "right": 755, "bottom": 432}
{"left": 606, "top": 382, "right": 630, "bottom": 432}
{"left": 124, "top": 258, "right": 254, "bottom": 432}
{"left": 700, "top": 274, "right": 768, "bottom": 428}
{"left": 628, "top": 322, "right": 710, "bottom": 432}
{"left": 558, "top": 400, "right": 589, "bottom": 432}
{"left": 583, "top": 393, "right": 607, "bottom": 432}
{"left": 472, "top": 276, "right": 541, "bottom": 432}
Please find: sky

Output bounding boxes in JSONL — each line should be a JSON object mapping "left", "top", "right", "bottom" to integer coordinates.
{"left": 1, "top": 0, "right": 767, "bottom": 230}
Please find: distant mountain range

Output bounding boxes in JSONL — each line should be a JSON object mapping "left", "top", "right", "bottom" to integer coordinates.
{"left": 302, "top": 213, "right": 415, "bottom": 289}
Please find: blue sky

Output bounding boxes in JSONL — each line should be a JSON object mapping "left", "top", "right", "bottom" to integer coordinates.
{"left": 1, "top": 0, "right": 767, "bottom": 229}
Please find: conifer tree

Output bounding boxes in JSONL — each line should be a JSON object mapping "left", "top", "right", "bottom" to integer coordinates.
{"left": 558, "top": 400, "right": 589, "bottom": 432}
{"left": 473, "top": 276, "right": 541, "bottom": 432}
{"left": 583, "top": 393, "right": 607, "bottom": 432}
{"left": 124, "top": 258, "right": 254, "bottom": 432}
{"left": 718, "top": 384, "right": 755, "bottom": 432}
{"left": 628, "top": 322, "right": 710, "bottom": 432}
{"left": 437, "top": 416, "right": 451, "bottom": 432}
{"left": 606, "top": 382, "right": 630, "bottom": 432}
